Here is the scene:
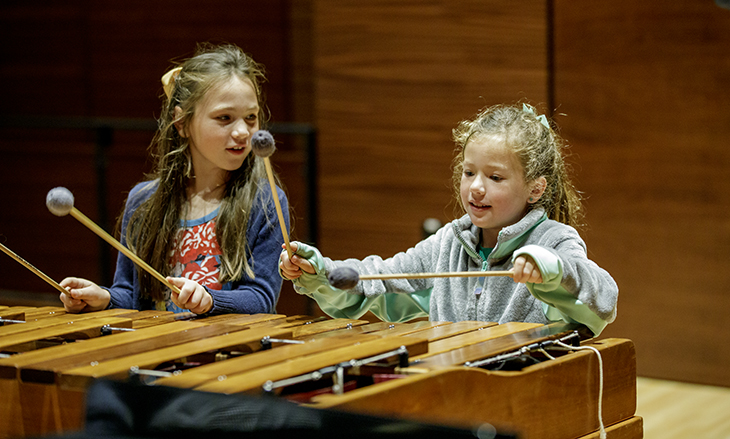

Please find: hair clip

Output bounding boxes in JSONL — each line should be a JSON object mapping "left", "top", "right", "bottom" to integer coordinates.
{"left": 522, "top": 103, "right": 550, "bottom": 129}
{"left": 161, "top": 66, "right": 183, "bottom": 99}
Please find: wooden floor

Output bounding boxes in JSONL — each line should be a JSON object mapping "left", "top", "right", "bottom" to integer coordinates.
{"left": 636, "top": 377, "right": 730, "bottom": 439}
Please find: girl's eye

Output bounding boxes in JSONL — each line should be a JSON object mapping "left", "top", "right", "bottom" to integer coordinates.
{"left": 246, "top": 114, "right": 258, "bottom": 122}
{"left": 463, "top": 170, "right": 474, "bottom": 177}
{"left": 217, "top": 115, "right": 231, "bottom": 121}
{"left": 490, "top": 175, "right": 503, "bottom": 182}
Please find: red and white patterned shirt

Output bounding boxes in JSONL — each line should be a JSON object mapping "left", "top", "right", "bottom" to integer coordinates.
{"left": 164, "top": 208, "right": 225, "bottom": 312}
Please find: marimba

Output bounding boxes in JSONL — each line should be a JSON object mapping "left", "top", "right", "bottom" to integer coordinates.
{"left": 0, "top": 305, "right": 641, "bottom": 439}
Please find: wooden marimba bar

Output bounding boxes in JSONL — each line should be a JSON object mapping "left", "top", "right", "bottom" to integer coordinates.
{"left": 0, "top": 305, "right": 642, "bottom": 439}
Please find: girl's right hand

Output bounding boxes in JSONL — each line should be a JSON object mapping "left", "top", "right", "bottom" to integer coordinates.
{"left": 511, "top": 255, "right": 544, "bottom": 284}
{"left": 279, "top": 242, "right": 315, "bottom": 280}
{"left": 59, "top": 277, "right": 111, "bottom": 313}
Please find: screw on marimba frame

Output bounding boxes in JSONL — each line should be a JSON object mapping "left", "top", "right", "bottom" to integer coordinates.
{"left": 100, "top": 324, "right": 136, "bottom": 336}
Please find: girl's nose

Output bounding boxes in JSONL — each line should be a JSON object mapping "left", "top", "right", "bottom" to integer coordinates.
{"left": 231, "top": 121, "right": 250, "bottom": 142}
{"left": 471, "top": 176, "right": 486, "bottom": 195}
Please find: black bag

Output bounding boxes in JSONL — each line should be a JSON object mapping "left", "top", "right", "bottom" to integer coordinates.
{"left": 49, "top": 379, "right": 516, "bottom": 439}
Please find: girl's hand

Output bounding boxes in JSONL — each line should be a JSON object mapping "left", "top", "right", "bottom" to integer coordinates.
{"left": 166, "top": 277, "right": 213, "bottom": 314}
{"left": 59, "top": 277, "right": 111, "bottom": 313}
{"left": 512, "top": 255, "right": 544, "bottom": 284}
{"left": 279, "top": 242, "right": 315, "bottom": 280}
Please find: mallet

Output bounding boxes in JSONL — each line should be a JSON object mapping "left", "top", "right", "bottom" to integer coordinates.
{"left": 328, "top": 267, "right": 515, "bottom": 290}
{"left": 251, "top": 130, "right": 292, "bottom": 258}
{"left": 45, "top": 187, "right": 182, "bottom": 295}
{"left": 0, "top": 242, "right": 69, "bottom": 296}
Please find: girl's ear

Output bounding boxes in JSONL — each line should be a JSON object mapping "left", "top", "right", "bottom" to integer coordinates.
{"left": 173, "top": 106, "right": 186, "bottom": 137}
{"left": 528, "top": 176, "right": 547, "bottom": 203}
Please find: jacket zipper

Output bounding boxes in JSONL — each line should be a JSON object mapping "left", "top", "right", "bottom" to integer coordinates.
{"left": 452, "top": 222, "right": 489, "bottom": 319}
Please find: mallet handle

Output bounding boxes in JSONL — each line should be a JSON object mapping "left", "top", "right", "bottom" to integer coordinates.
{"left": 69, "top": 207, "right": 181, "bottom": 295}
{"left": 263, "top": 157, "right": 292, "bottom": 258}
{"left": 358, "top": 270, "right": 514, "bottom": 281}
{"left": 0, "top": 242, "right": 69, "bottom": 295}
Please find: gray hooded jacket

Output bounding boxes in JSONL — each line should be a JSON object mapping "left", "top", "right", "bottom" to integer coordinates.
{"left": 289, "top": 208, "right": 618, "bottom": 335}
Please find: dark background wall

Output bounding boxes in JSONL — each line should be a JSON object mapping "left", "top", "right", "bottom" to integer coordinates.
{"left": 1, "top": 0, "right": 729, "bottom": 387}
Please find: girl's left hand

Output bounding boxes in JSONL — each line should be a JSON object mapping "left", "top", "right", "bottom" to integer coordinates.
{"left": 512, "top": 255, "right": 543, "bottom": 284}
{"left": 166, "top": 277, "right": 213, "bottom": 314}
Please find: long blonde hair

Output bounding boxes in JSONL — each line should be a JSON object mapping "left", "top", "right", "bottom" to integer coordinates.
{"left": 124, "top": 43, "right": 280, "bottom": 301}
{"left": 451, "top": 103, "right": 584, "bottom": 228}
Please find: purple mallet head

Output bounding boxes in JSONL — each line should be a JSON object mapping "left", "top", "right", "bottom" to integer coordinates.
{"left": 328, "top": 267, "right": 360, "bottom": 290}
{"left": 251, "top": 130, "right": 276, "bottom": 158}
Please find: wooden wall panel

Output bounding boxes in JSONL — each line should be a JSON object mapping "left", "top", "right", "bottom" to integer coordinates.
{"left": 553, "top": 0, "right": 730, "bottom": 386}
{"left": 313, "top": 0, "right": 549, "bottom": 260}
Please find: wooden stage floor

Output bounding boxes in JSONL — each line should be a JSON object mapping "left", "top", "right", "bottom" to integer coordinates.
{"left": 636, "top": 377, "right": 730, "bottom": 439}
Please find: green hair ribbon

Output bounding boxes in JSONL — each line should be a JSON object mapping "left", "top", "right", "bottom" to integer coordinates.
{"left": 522, "top": 103, "right": 550, "bottom": 129}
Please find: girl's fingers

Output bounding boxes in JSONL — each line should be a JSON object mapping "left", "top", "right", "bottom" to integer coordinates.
{"left": 512, "top": 256, "right": 543, "bottom": 284}
{"left": 291, "top": 255, "right": 315, "bottom": 274}
{"left": 167, "top": 277, "right": 212, "bottom": 313}
{"left": 60, "top": 291, "right": 87, "bottom": 313}
{"left": 189, "top": 292, "right": 212, "bottom": 314}
{"left": 279, "top": 242, "right": 316, "bottom": 276}
{"left": 283, "top": 242, "right": 299, "bottom": 252}
{"left": 167, "top": 277, "right": 188, "bottom": 306}
{"left": 280, "top": 252, "right": 315, "bottom": 276}
{"left": 281, "top": 267, "right": 303, "bottom": 280}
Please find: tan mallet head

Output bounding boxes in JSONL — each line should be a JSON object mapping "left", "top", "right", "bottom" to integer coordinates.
{"left": 46, "top": 187, "right": 75, "bottom": 217}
